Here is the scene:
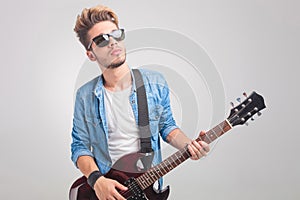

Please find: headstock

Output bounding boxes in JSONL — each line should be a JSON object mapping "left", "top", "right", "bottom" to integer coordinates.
{"left": 227, "top": 91, "right": 266, "bottom": 127}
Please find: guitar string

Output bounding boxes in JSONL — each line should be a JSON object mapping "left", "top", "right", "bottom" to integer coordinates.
{"left": 182, "top": 97, "right": 255, "bottom": 162}
{"left": 119, "top": 182, "right": 133, "bottom": 199}
{"left": 119, "top": 98, "right": 254, "bottom": 198}
{"left": 121, "top": 136, "right": 222, "bottom": 197}
{"left": 122, "top": 181, "right": 138, "bottom": 198}
{"left": 120, "top": 153, "right": 180, "bottom": 198}
{"left": 120, "top": 179, "right": 144, "bottom": 199}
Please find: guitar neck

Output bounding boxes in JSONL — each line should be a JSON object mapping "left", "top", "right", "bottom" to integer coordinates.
{"left": 136, "top": 119, "right": 232, "bottom": 190}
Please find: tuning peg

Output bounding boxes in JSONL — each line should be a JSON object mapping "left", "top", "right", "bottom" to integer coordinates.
{"left": 257, "top": 111, "right": 262, "bottom": 116}
{"left": 243, "top": 92, "right": 247, "bottom": 98}
{"left": 230, "top": 102, "right": 234, "bottom": 107}
{"left": 253, "top": 107, "right": 262, "bottom": 117}
{"left": 245, "top": 122, "right": 249, "bottom": 126}
{"left": 251, "top": 117, "right": 255, "bottom": 121}
{"left": 236, "top": 97, "right": 241, "bottom": 103}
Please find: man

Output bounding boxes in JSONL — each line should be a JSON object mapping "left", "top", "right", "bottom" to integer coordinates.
{"left": 71, "top": 5, "right": 210, "bottom": 200}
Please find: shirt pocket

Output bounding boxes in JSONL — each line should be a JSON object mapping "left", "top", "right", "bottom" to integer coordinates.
{"left": 85, "top": 116, "right": 103, "bottom": 146}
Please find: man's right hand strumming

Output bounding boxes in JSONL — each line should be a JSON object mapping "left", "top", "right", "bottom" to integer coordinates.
{"left": 94, "top": 176, "right": 128, "bottom": 200}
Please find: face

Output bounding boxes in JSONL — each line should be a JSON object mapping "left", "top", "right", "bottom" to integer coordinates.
{"left": 86, "top": 21, "right": 126, "bottom": 70}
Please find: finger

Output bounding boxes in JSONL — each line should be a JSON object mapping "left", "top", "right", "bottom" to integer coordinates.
{"left": 199, "top": 131, "right": 206, "bottom": 136}
{"left": 191, "top": 140, "right": 202, "bottom": 150}
{"left": 189, "top": 141, "right": 207, "bottom": 159}
{"left": 112, "top": 195, "right": 119, "bottom": 200}
{"left": 192, "top": 141, "right": 206, "bottom": 157}
{"left": 112, "top": 189, "right": 126, "bottom": 200}
{"left": 199, "top": 147, "right": 207, "bottom": 157}
{"left": 196, "top": 142, "right": 208, "bottom": 157}
{"left": 199, "top": 141, "right": 210, "bottom": 153}
{"left": 114, "top": 181, "right": 128, "bottom": 191}
{"left": 188, "top": 142, "right": 203, "bottom": 159}
{"left": 187, "top": 144, "right": 197, "bottom": 159}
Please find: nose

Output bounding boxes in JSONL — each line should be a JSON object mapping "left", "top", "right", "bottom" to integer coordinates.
{"left": 108, "top": 36, "right": 118, "bottom": 47}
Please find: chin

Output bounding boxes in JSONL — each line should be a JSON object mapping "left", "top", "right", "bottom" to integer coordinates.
{"left": 108, "top": 55, "right": 126, "bottom": 69}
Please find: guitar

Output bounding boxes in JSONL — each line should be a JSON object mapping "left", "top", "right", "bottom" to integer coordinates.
{"left": 69, "top": 91, "right": 266, "bottom": 200}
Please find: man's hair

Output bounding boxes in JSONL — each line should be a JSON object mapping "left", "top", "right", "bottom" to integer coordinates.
{"left": 74, "top": 5, "right": 119, "bottom": 50}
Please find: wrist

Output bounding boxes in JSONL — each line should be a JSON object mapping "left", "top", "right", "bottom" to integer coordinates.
{"left": 87, "top": 170, "right": 102, "bottom": 189}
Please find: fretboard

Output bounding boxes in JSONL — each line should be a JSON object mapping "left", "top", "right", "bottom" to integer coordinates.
{"left": 135, "top": 119, "right": 232, "bottom": 190}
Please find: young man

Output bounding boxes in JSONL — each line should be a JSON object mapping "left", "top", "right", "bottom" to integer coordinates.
{"left": 71, "top": 5, "right": 210, "bottom": 200}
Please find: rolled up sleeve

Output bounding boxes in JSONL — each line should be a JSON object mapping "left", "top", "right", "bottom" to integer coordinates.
{"left": 158, "top": 78, "right": 179, "bottom": 141}
{"left": 70, "top": 90, "right": 94, "bottom": 167}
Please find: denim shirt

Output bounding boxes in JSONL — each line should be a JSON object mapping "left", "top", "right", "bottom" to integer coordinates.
{"left": 71, "top": 68, "right": 178, "bottom": 181}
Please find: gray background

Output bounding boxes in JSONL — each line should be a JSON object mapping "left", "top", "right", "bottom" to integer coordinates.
{"left": 1, "top": 0, "right": 299, "bottom": 199}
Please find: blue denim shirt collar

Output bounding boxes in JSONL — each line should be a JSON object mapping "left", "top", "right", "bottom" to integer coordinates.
{"left": 94, "top": 68, "right": 137, "bottom": 97}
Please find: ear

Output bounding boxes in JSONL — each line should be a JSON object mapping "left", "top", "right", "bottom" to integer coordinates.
{"left": 86, "top": 50, "right": 97, "bottom": 61}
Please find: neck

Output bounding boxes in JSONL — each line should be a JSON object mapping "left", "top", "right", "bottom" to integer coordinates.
{"left": 102, "top": 63, "right": 132, "bottom": 91}
{"left": 135, "top": 119, "right": 233, "bottom": 190}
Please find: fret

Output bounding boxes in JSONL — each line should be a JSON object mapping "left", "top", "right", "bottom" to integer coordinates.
{"left": 153, "top": 165, "right": 163, "bottom": 177}
{"left": 210, "top": 128, "right": 219, "bottom": 139}
{"left": 144, "top": 172, "right": 151, "bottom": 184}
{"left": 218, "top": 120, "right": 231, "bottom": 135}
{"left": 148, "top": 169, "right": 157, "bottom": 182}
{"left": 178, "top": 151, "right": 184, "bottom": 162}
{"left": 143, "top": 171, "right": 153, "bottom": 184}
{"left": 198, "top": 132, "right": 211, "bottom": 144}
{"left": 160, "top": 162, "right": 168, "bottom": 174}
{"left": 170, "top": 157, "right": 177, "bottom": 168}
{"left": 136, "top": 174, "right": 146, "bottom": 190}
{"left": 180, "top": 147, "right": 190, "bottom": 160}
{"left": 139, "top": 172, "right": 152, "bottom": 190}
{"left": 142, "top": 177, "right": 149, "bottom": 188}
{"left": 174, "top": 152, "right": 182, "bottom": 164}
{"left": 166, "top": 159, "right": 174, "bottom": 171}
{"left": 178, "top": 150, "right": 186, "bottom": 162}
{"left": 197, "top": 120, "right": 232, "bottom": 144}
{"left": 213, "top": 128, "right": 222, "bottom": 138}
{"left": 209, "top": 126, "right": 220, "bottom": 141}
{"left": 177, "top": 151, "right": 184, "bottom": 162}
{"left": 215, "top": 125, "right": 225, "bottom": 137}
{"left": 170, "top": 155, "right": 178, "bottom": 166}
{"left": 163, "top": 159, "right": 170, "bottom": 172}
{"left": 151, "top": 164, "right": 161, "bottom": 179}
{"left": 207, "top": 130, "right": 218, "bottom": 141}
{"left": 204, "top": 133, "right": 212, "bottom": 143}
{"left": 138, "top": 176, "right": 147, "bottom": 189}
{"left": 179, "top": 150, "right": 186, "bottom": 161}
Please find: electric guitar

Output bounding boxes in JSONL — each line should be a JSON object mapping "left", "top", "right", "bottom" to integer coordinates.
{"left": 69, "top": 91, "right": 266, "bottom": 200}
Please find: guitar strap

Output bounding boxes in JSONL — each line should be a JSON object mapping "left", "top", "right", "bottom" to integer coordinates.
{"left": 132, "top": 69, "right": 153, "bottom": 155}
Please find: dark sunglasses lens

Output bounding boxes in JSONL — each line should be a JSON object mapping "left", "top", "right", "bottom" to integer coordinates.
{"left": 92, "top": 29, "right": 125, "bottom": 48}
{"left": 111, "top": 29, "right": 125, "bottom": 41}
{"left": 93, "top": 35, "right": 109, "bottom": 47}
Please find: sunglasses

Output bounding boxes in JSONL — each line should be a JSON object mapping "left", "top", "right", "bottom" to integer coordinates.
{"left": 87, "top": 29, "right": 125, "bottom": 50}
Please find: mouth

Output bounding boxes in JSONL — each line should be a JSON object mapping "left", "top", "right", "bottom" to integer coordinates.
{"left": 111, "top": 48, "right": 122, "bottom": 56}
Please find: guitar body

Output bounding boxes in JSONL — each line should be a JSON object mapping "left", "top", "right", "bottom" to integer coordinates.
{"left": 69, "top": 152, "right": 170, "bottom": 200}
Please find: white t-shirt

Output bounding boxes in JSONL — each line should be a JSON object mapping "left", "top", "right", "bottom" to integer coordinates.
{"left": 104, "top": 86, "right": 140, "bottom": 164}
